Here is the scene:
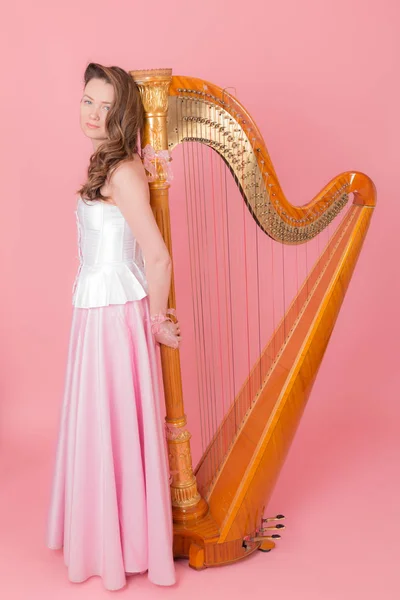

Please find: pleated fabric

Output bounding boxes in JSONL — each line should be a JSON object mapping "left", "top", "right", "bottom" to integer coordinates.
{"left": 46, "top": 296, "right": 176, "bottom": 590}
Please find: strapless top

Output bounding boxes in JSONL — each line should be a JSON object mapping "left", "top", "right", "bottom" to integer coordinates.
{"left": 72, "top": 196, "right": 148, "bottom": 308}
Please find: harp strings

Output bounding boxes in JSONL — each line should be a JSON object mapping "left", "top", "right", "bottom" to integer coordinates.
{"left": 180, "top": 95, "right": 232, "bottom": 481}
{"left": 179, "top": 94, "right": 290, "bottom": 487}
{"left": 246, "top": 125, "right": 261, "bottom": 411}
{"left": 210, "top": 105, "right": 229, "bottom": 468}
{"left": 169, "top": 86, "right": 360, "bottom": 502}
{"left": 218, "top": 112, "right": 235, "bottom": 463}
{"left": 214, "top": 99, "right": 236, "bottom": 480}
{"left": 179, "top": 97, "right": 206, "bottom": 456}
{"left": 177, "top": 92, "right": 349, "bottom": 492}
{"left": 177, "top": 96, "right": 266, "bottom": 484}
{"left": 196, "top": 101, "right": 219, "bottom": 479}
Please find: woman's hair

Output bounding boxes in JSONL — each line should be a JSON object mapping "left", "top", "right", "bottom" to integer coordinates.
{"left": 77, "top": 62, "right": 145, "bottom": 204}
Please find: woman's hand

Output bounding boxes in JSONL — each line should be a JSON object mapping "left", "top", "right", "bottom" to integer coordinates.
{"left": 150, "top": 308, "right": 181, "bottom": 349}
{"left": 153, "top": 319, "right": 181, "bottom": 349}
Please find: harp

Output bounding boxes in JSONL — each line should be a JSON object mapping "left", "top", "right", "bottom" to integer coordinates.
{"left": 131, "top": 68, "right": 376, "bottom": 569}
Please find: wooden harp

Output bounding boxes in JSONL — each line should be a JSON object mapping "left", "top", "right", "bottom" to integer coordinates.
{"left": 131, "top": 68, "right": 376, "bottom": 569}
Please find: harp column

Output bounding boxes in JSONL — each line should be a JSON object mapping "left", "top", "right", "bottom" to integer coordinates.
{"left": 131, "top": 68, "right": 208, "bottom": 522}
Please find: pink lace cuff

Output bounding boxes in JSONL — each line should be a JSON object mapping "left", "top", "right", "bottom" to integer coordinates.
{"left": 142, "top": 144, "right": 173, "bottom": 184}
{"left": 150, "top": 308, "right": 177, "bottom": 335}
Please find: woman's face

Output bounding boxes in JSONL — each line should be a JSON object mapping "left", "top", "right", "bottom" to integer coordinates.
{"left": 80, "top": 78, "right": 114, "bottom": 145}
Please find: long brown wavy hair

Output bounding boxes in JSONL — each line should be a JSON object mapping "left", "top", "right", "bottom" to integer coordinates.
{"left": 76, "top": 62, "right": 145, "bottom": 204}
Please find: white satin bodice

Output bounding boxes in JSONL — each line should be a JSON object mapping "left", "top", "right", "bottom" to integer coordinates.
{"left": 72, "top": 196, "right": 148, "bottom": 308}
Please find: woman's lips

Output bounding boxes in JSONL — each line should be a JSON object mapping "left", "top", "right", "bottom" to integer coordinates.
{"left": 86, "top": 122, "right": 100, "bottom": 129}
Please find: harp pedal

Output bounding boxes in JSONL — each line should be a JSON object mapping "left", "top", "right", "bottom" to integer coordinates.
{"left": 257, "top": 514, "right": 286, "bottom": 552}
{"left": 242, "top": 533, "right": 281, "bottom": 553}
{"left": 262, "top": 513, "right": 285, "bottom": 524}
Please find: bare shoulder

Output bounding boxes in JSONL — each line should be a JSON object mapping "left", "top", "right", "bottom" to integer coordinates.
{"left": 109, "top": 154, "right": 147, "bottom": 189}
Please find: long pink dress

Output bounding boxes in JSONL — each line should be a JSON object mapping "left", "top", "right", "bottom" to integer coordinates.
{"left": 46, "top": 196, "right": 176, "bottom": 590}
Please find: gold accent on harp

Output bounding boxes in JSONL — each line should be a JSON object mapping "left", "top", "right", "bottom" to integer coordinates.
{"left": 131, "top": 69, "right": 376, "bottom": 568}
{"left": 130, "top": 68, "right": 208, "bottom": 521}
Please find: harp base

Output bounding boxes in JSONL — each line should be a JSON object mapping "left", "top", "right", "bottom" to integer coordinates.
{"left": 171, "top": 496, "right": 209, "bottom": 523}
{"left": 174, "top": 532, "right": 262, "bottom": 569}
{"left": 188, "top": 543, "right": 206, "bottom": 570}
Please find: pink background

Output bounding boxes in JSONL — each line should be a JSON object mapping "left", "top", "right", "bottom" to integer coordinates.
{"left": 1, "top": 0, "right": 399, "bottom": 598}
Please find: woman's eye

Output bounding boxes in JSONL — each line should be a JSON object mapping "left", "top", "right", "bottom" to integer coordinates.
{"left": 82, "top": 99, "right": 110, "bottom": 110}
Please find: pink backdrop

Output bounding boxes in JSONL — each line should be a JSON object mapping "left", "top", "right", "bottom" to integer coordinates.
{"left": 1, "top": 0, "right": 399, "bottom": 598}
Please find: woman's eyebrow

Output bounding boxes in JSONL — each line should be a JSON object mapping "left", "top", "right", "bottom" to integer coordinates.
{"left": 83, "top": 94, "right": 111, "bottom": 104}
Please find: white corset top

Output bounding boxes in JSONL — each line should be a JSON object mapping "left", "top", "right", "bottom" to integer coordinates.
{"left": 72, "top": 196, "right": 148, "bottom": 308}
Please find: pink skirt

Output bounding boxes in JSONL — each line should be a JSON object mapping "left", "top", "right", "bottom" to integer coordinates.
{"left": 46, "top": 297, "right": 176, "bottom": 590}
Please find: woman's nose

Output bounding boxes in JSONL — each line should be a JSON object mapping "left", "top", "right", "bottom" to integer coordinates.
{"left": 89, "top": 107, "right": 100, "bottom": 119}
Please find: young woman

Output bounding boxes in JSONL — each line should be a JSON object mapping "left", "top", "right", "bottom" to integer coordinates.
{"left": 46, "top": 62, "right": 180, "bottom": 591}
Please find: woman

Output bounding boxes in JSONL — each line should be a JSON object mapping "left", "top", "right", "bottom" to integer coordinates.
{"left": 46, "top": 62, "right": 180, "bottom": 591}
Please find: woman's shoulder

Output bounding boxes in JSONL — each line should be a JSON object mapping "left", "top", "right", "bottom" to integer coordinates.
{"left": 103, "top": 154, "right": 149, "bottom": 208}
{"left": 110, "top": 153, "right": 146, "bottom": 185}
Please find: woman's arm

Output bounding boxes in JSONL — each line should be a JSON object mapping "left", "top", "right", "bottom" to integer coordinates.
{"left": 109, "top": 155, "right": 172, "bottom": 317}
